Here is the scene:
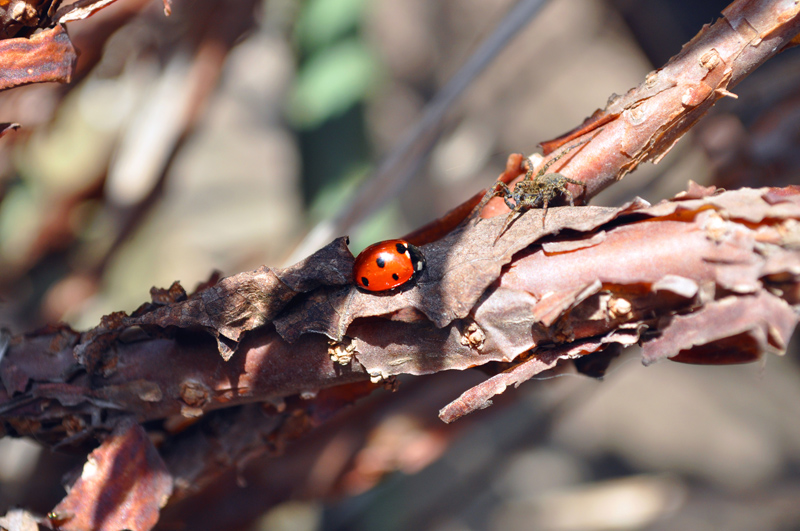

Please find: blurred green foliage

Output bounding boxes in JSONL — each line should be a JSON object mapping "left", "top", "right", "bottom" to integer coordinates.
{"left": 288, "top": 38, "right": 378, "bottom": 129}
{"left": 290, "top": 0, "right": 386, "bottom": 233}
{"left": 295, "top": 0, "right": 368, "bottom": 52}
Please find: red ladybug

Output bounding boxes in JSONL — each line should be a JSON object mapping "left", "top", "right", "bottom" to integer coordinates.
{"left": 353, "top": 239, "right": 426, "bottom": 291}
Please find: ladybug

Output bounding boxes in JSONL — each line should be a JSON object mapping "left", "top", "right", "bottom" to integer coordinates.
{"left": 353, "top": 239, "right": 426, "bottom": 291}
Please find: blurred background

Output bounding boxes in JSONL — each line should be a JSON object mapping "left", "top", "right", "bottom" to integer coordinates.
{"left": 2, "top": 0, "right": 800, "bottom": 529}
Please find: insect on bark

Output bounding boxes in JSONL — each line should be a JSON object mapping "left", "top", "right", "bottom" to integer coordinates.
{"left": 473, "top": 136, "right": 595, "bottom": 242}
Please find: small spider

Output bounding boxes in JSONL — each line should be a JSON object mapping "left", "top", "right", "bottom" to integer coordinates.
{"left": 474, "top": 138, "right": 591, "bottom": 241}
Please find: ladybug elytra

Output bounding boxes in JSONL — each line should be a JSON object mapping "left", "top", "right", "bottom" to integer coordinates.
{"left": 353, "top": 239, "right": 426, "bottom": 291}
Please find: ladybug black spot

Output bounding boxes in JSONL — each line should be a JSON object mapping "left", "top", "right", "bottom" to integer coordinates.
{"left": 395, "top": 243, "right": 407, "bottom": 254}
{"left": 392, "top": 273, "right": 400, "bottom": 281}
{"left": 361, "top": 277, "right": 369, "bottom": 287}
{"left": 376, "top": 257, "right": 386, "bottom": 268}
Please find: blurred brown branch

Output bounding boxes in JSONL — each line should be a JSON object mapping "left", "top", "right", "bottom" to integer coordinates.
{"left": 1, "top": 0, "right": 800, "bottom": 530}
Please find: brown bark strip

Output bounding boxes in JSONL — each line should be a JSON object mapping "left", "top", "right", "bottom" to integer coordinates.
{"left": 641, "top": 291, "right": 797, "bottom": 365}
{"left": 438, "top": 332, "right": 639, "bottom": 423}
{"left": 49, "top": 418, "right": 173, "bottom": 531}
{"left": 0, "top": 25, "right": 77, "bottom": 91}
{"left": 438, "top": 349, "right": 566, "bottom": 424}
